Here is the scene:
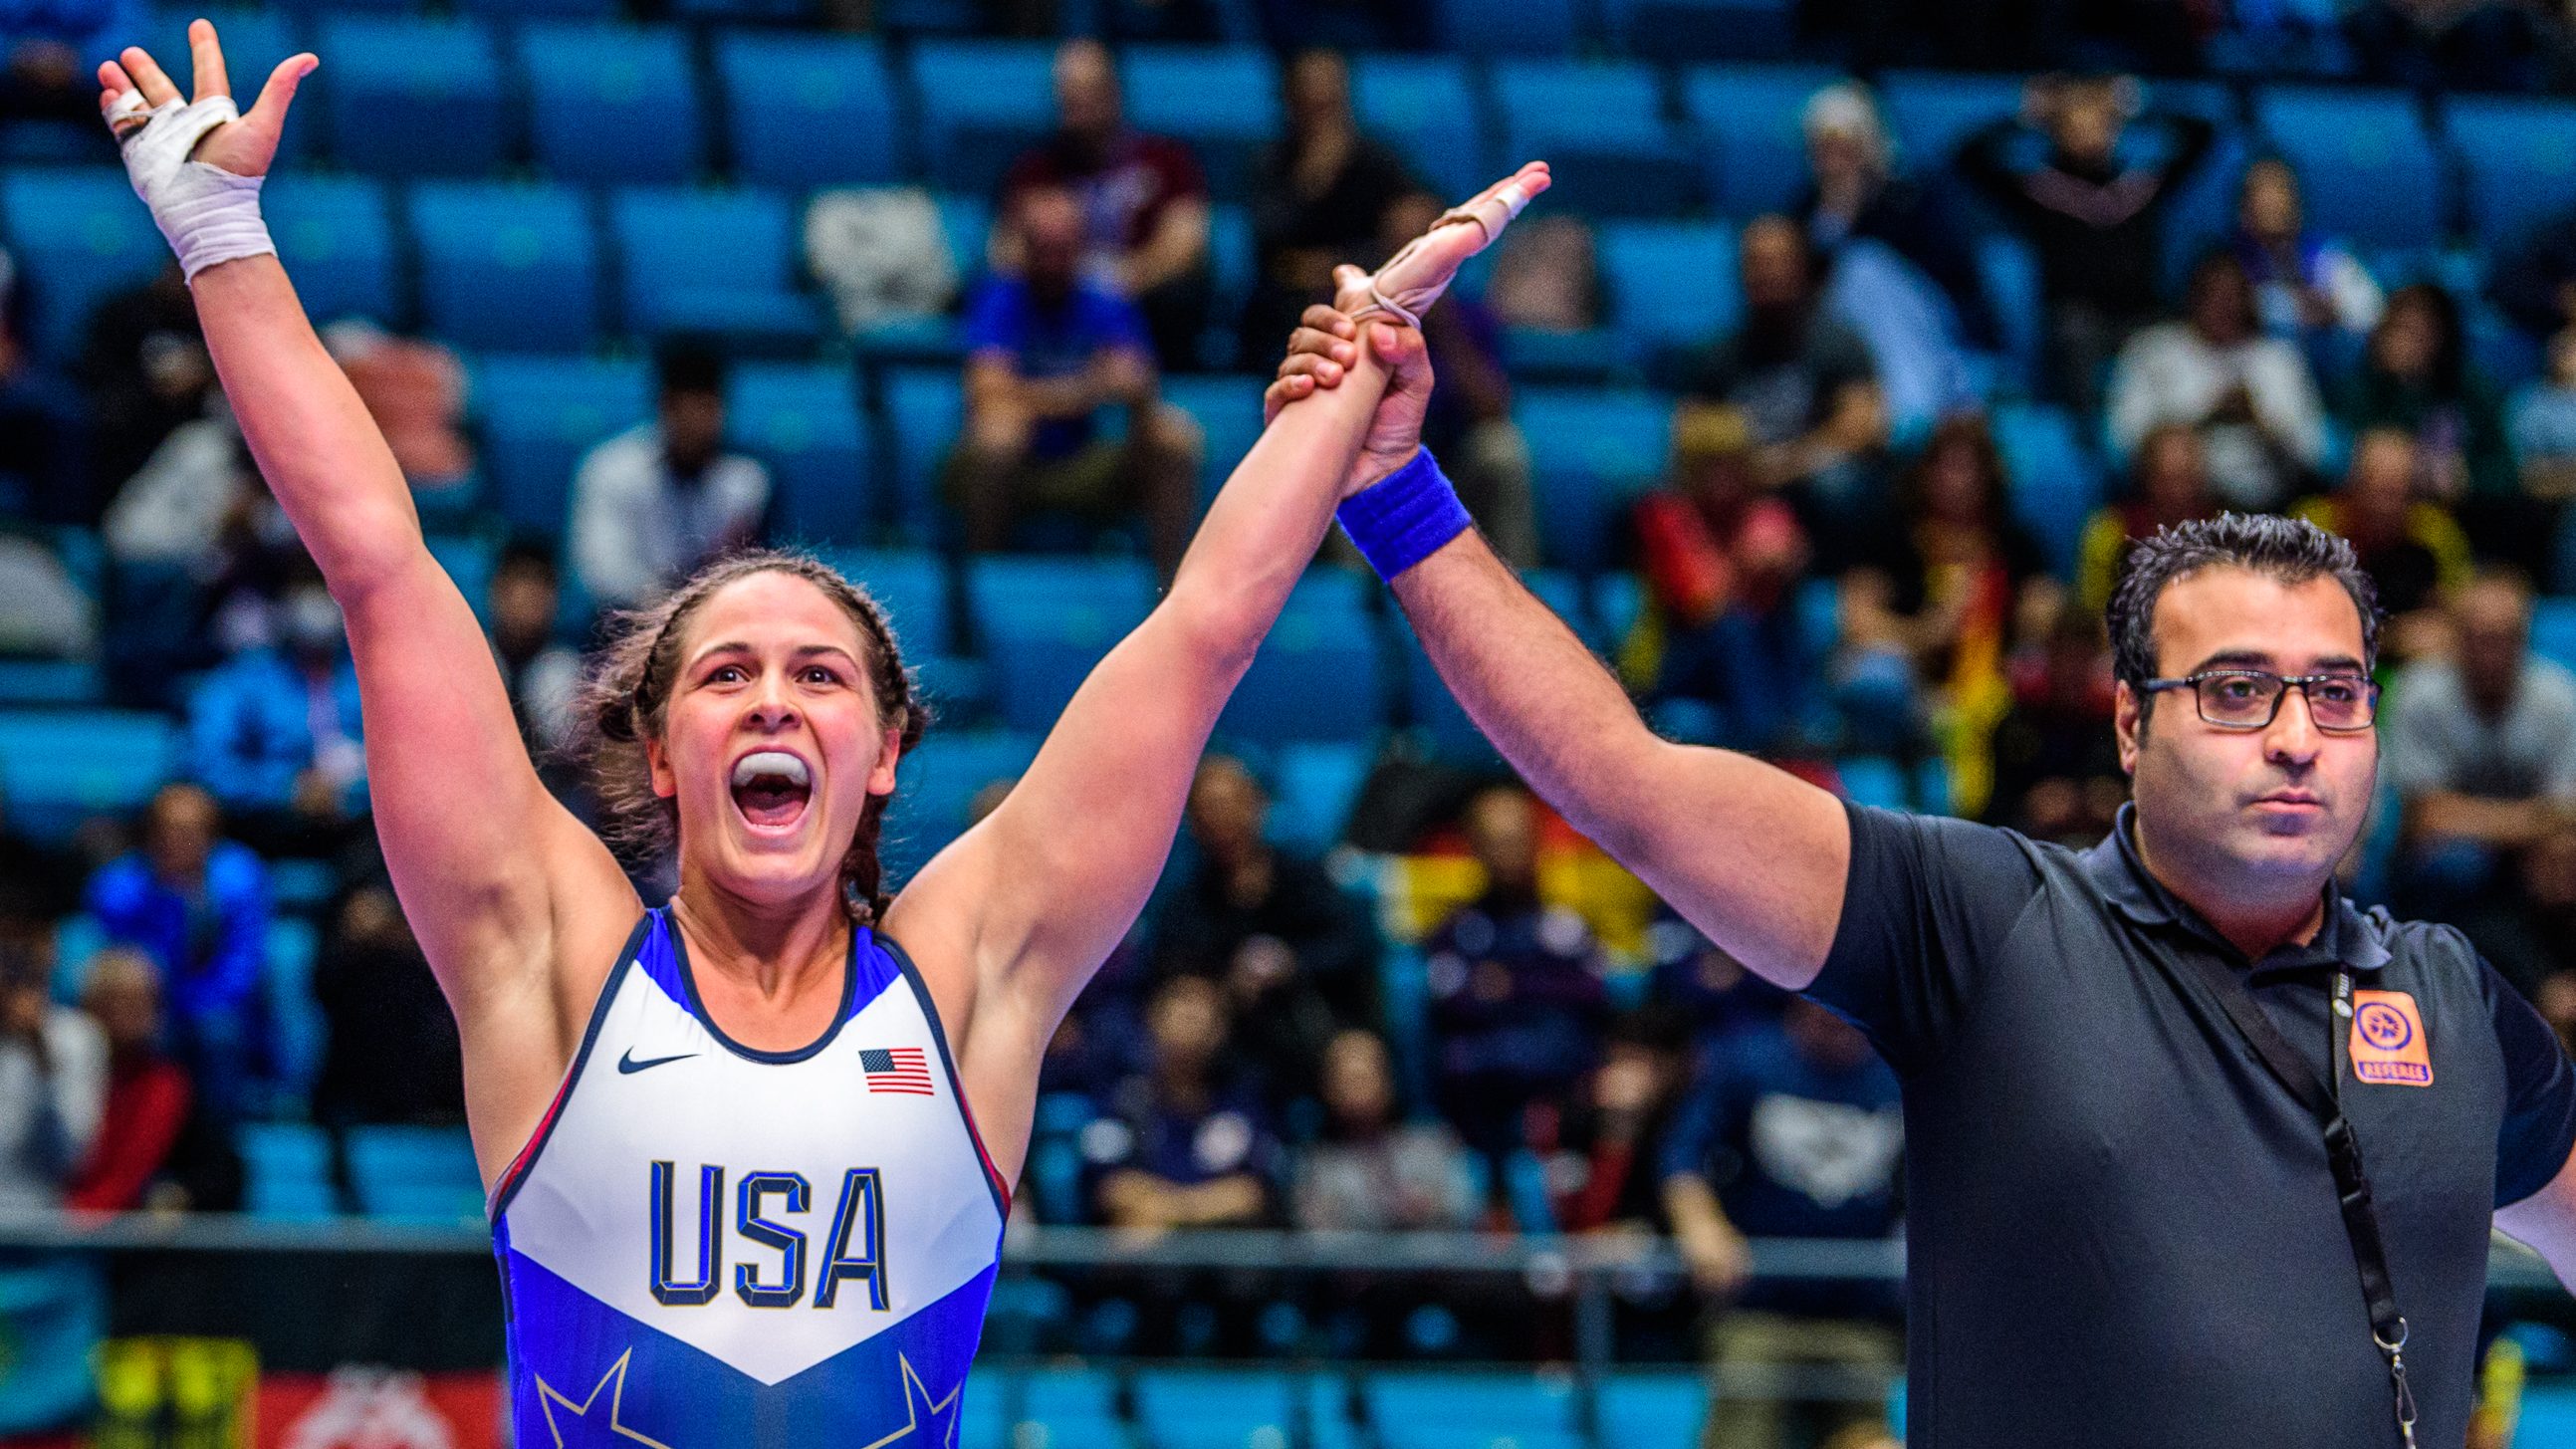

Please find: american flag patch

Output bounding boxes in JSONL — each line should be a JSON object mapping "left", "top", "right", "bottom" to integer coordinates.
{"left": 860, "top": 1047, "right": 935, "bottom": 1094}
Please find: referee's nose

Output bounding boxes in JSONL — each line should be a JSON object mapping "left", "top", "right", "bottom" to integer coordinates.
{"left": 2262, "top": 684, "right": 2323, "bottom": 766}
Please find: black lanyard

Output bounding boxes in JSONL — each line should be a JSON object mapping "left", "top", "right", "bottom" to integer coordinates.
{"left": 2159, "top": 955, "right": 2419, "bottom": 1447}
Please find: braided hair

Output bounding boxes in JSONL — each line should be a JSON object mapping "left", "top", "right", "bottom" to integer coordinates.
{"left": 570, "top": 548, "right": 930, "bottom": 926}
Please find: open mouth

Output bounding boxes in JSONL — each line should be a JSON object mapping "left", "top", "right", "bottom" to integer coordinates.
{"left": 730, "top": 750, "right": 813, "bottom": 832}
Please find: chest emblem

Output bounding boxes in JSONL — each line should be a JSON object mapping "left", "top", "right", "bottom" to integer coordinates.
{"left": 2350, "top": 990, "right": 2434, "bottom": 1087}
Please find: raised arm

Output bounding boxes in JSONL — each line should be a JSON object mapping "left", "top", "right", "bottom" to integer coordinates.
{"left": 1264, "top": 308, "right": 1852, "bottom": 992}
{"left": 98, "top": 29, "right": 634, "bottom": 1133}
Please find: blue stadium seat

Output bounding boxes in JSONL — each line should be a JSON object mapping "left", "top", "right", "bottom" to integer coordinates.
{"left": 1430, "top": 0, "right": 1579, "bottom": 55}
{"left": 264, "top": 175, "right": 399, "bottom": 328}
{"left": 315, "top": 17, "right": 507, "bottom": 178}
{"left": 1401, "top": 619, "right": 1494, "bottom": 758}
{"left": 1516, "top": 386, "right": 1676, "bottom": 571}
{"left": 2530, "top": 599, "right": 2576, "bottom": 676}
{"left": 241, "top": 1122, "right": 337, "bottom": 1219}
{"left": 729, "top": 363, "right": 873, "bottom": 545}
{"left": 967, "top": 557, "right": 1158, "bottom": 732}
{"left": 426, "top": 533, "right": 499, "bottom": 624}
{"left": 608, "top": 187, "right": 820, "bottom": 345}
{"left": 1134, "top": 1369, "right": 1296, "bottom": 1449}
{"left": 1602, "top": 0, "right": 1797, "bottom": 62}
{"left": 1599, "top": 220, "right": 1738, "bottom": 357}
{"left": 1122, "top": 46, "right": 1282, "bottom": 202}
{"left": 522, "top": 23, "right": 702, "bottom": 185}
{"left": 1991, "top": 400, "right": 2103, "bottom": 580}
{"left": 1160, "top": 373, "right": 1268, "bottom": 504}
{"left": 347, "top": 1125, "right": 484, "bottom": 1222}
{"left": 265, "top": 918, "right": 324, "bottom": 1101}
{"left": 717, "top": 33, "right": 900, "bottom": 190}
{"left": 1271, "top": 740, "right": 1370, "bottom": 852}
{"left": 1351, "top": 54, "right": 1488, "bottom": 205}
{"left": 2253, "top": 86, "right": 2443, "bottom": 250}
{"left": 470, "top": 356, "right": 653, "bottom": 538}
{"left": 410, "top": 182, "right": 601, "bottom": 354}
{"left": 911, "top": 41, "right": 1059, "bottom": 196}
{"left": 815, "top": 548, "right": 950, "bottom": 657}
{"left": 0, "top": 710, "right": 178, "bottom": 841}
{"left": 1494, "top": 61, "right": 1701, "bottom": 218}
{"left": 1221, "top": 570, "right": 1388, "bottom": 745}
{"left": 1977, "top": 233, "right": 2045, "bottom": 391}
{"left": 882, "top": 730, "right": 1043, "bottom": 883}
{"left": 2447, "top": 97, "right": 2576, "bottom": 247}
{"left": 0, "top": 661, "right": 102, "bottom": 707}
{"left": 0, "top": 168, "right": 168, "bottom": 365}
{"left": 674, "top": 0, "right": 816, "bottom": 17}
{"left": 1682, "top": 65, "right": 1842, "bottom": 217}
{"left": 1363, "top": 1372, "right": 1580, "bottom": 1449}
{"left": 1876, "top": 71, "right": 2022, "bottom": 166}
{"left": 1599, "top": 1372, "right": 1707, "bottom": 1447}
{"left": 452, "top": 0, "right": 619, "bottom": 16}
{"left": 880, "top": 366, "right": 966, "bottom": 540}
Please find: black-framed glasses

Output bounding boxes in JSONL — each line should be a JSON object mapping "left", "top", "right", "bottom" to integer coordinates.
{"left": 2141, "top": 669, "right": 2380, "bottom": 732}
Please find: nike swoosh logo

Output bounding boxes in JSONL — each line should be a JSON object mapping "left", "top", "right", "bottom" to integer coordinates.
{"left": 617, "top": 1049, "right": 696, "bottom": 1076}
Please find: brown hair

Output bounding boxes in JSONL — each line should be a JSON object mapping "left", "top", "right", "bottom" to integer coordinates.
{"left": 571, "top": 549, "right": 930, "bottom": 926}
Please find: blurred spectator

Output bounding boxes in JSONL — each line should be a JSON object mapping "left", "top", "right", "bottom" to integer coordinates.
{"left": 1486, "top": 214, "right": 1603, "bottom": 334}
{"left": 0, "top": 523, "right": 95, "bottom": 661}
{"left": 1794, "top": 83, "right": 1991, "bottom": 347}
{"left": 66, "top": 948, "right": 241, "bottom": 1213}
{"left": 1956, "top": 74, "right": 2218, "bottom": 413}
{"left": 487, "top": 542, "right": 582, "bottom": 761}
{"left": 2341, "top": 284, "right": 2522, "bottom": 561}
{"left": 2384, "top": 572, "right": 2576, "bottom": 916}
{"left": 323, "top": 322, "right": 473, "bottom": 514}
{"left": 2459, "top": 824, "right": 2576, "bottom": 1005}
{"left": 186, "top": 580, "right": 366, "bottom": 857}
{"left": 2510, "top": 328, "right": 2576, "bottom": 515}
{"left": 1423, "top": 784, "right": 1610, "bottom": 1163}
{"left": 2106, "top": 250, "right": 2328, "bottom": 512}
{"left": 2347, "top": 0, "right": 2559, "bottom": 92}
{"left": 0, "top": 0, "right": 133, "bottom": 142}
{"left": 954, "top": 184, "right": 1201, "bottom": 577}
{"left": 1381, "top": 191, "right": 1536, "bottom": 568}
{"left": 77, "top": 262, "right": 208, "bottom": 517}
{"left": 1291, "top": 1029, "right": 1481, "bottom": 1232}
{"left": 1624, "top": 402, "right": 1814, "bottom": 752}
{"left": 1551, "top": 1011, "right": 1693, "bottom": 1235}
{"left": 1646, "top": 910, "right": 1787, "bottom": 1052}
{"left": 2230, "top": 156, "right": 2384, "bottom": 376}
{"left": 312, "top": 884, "right": 464, "bottom": 1128}
{"left": 1239, "top": 50, "right": 1418, "bottom": 362}
{"left": 1836, "top": 415, "right": 2047, "bottom": 805}
{"left": 0, "top": 934, "right": 105, "bottom": 1211}
{"left": 1086, "top": 974, "right": 1281, "bottom": 1230}
{"left": 2075, "top": 422, "right": 2217, "bottom": 614}
{"left": 2293, "top": 427, "right": 2472, "bottom": 658}
{"left": 1662, "top": 998, "right": 1904, "bottom": 1449}
{"left": 1153, "top": 756, "right": 1379, "bottom": 1101}
{"left": 1001, "top": 39, "right": 1214, "bottom": 369}
{"left": 1987, "top": 599, "right": 2125, "bottom": 845}
{"left": 0, "top": 247, "right": 86, "bottom": 524}
{"left": 2493, "top": 200, "right": 2576, "bottom": 344}
{"left": 1682, "top": 216, "right": 1888, "bottom": 526}
{"left": 568, "top": 342, "right": 770, "bottom": 613}
{"left": 1257, "top": 0, "right": 1429, "bottom": 48}
{"left": 85, "top": 784, "right": 271, "bottom": 1122}
{"left": 0, "top": 782, "right": 80, "bottom": 931}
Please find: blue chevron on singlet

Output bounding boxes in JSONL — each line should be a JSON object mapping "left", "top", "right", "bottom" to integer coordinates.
{"left": 488, "top": 908, "right": 1010, "bottom": 1448}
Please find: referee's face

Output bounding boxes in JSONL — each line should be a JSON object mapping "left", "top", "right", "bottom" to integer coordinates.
{"left": 2119, "top": 567, "right": 2378, "bottom": 900}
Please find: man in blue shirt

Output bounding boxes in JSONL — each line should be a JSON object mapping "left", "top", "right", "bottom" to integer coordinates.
{"left": 951, "top": 183, "right": 1201, "bottom": 578}
{"left": 186, "top": 580, "right": 364, "bottom": 859}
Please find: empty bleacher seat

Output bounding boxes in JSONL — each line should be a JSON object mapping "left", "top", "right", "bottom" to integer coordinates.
{"left": 1221, "top": 570, "right": 1389, "bottom": 745}
{"left": 1430, "top": 0, "right": 1579, "bottom": 55}
{"left": 2253, "top": 86, "right": 2443, "bottom": 250}
{"left": 0, "top": 710, "right": 178, "bottom": 841}
{"left": 470, "top": 355, "right": 654, "bottom": 538}
{"left": 1602, "top": 0, "right": 1797, "bottom": 62}
{"left": 1159, "top": 373, "right": 1268, "bottom": 502}
{"left": 265, "top": 918, "right": 324, "bottom": 1101}
{"left": 2530, "top": 598, "right": 2576, "bottom": 676}
{"left": 1598, "top": 1371, "right": 1708, "bottom": 1446}
{"left": 0, "top": 168, "right": 168, "bottom": 364}
{"left": 609, "top": 186, "right": 820, "bottom": 345}
{"left": 717, "top": 33, "right": 900, "bottom": 190}
{"left": 1133, "top": 1368, "right": 1296, "bottom": 1449}
{"left": 1122, "top": 46, "right": 1282, "bottom": 201}
{"left": 2447, "top": 96, "right": 2576, "bottom": 248}
{"left": 1271, "top": 740, "right": 1370, "bottom": 853}
{"left": 729, "top": 363, "right": 873, "bottom": 545}
{"left": 316, "top": 16, "right": 507, "bottom": 177}
{"left": 1599, "top": 219, "right": 1738, "bottom": 357}
{"left": 241, "top": 1121, "right": 337, "bottom": 1219}
{"left": 452, "top": 0, "right": 619, "bottom": 16}
{"left": 522, "top": 22, "right": 703, "bottom": 185}
{"left": 0, "top": 661, "right": 102, "bottom": 708}
{"left": 264, "top": 174, "right": 399, "bottom": 328}
{"left": 967, "top": 556, "right": 1158, "bottom": 732}
{"left": 1493, "top": 60, "right": 1702, "bottom": 218}
{"left": 1991, "top": 399, "right": 2104, "bottom": 579}
{"left": 911, "top": 41, "right": 1060, "bottom": 196}
{"left": 674, "top": 0, "right": 817, "bottom": 17}
{"left": 1682, "top": 64, "right": 1842, "bottom": 217}
{"left": 1515, "top": 386, "right": 1677, "bottom": 571}
{"left": 880, "top": 365, "right": 967, "bottom": 540}
{"left": 1351, "top": 54, "right": 1487, "bottom": 204}
{"left": 816, "top": 549, "right": 950, "bottom": 657}
{"left": 426, "top": 532, "right": 500, "bottom": 625}
{"left": 1363, "top": 1371, "right": 1581, "bottom": 1449}
{"left": 347, "top": 1124, "right": 484, "bottom": 1222}
{"left": 410, "top": 182, "right": 602, "bottom": 353}
{"left": 882, "top": 730, "right": 1043, "bottom": 882}
{"left": 1876, "top": 71, "right": 2023, "bottom": 163}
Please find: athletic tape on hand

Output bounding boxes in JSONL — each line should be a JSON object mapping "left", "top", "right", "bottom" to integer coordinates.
{"left": 111, "top": 91, "right": 274, "bottom": 281}
{"left": 1351, "top": 174, "right": 1541, "bottom": 330}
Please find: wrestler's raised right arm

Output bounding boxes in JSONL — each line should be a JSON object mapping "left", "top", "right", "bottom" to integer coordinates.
{"left": 1267, "top": 310, "right": 1852, "bottom": 991}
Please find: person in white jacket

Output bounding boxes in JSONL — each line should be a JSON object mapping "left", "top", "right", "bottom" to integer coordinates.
{"left": 2108, "top": 250, "right": 2328, "bottom": 511}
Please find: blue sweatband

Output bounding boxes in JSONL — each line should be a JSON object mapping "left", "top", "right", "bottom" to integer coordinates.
{"left": 1335, "top": 448, "right": 1472, "bottom": 582}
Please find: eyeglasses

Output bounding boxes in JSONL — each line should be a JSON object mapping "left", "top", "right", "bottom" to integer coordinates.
{"left": 2141, "top": 669, "right": 2380, "bottom": 732}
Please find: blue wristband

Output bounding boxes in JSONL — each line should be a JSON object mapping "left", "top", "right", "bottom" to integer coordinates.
{"left": 1335, "top": 449, "right": 1472, "bottom": 582}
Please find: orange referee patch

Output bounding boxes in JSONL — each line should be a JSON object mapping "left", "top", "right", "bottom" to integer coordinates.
{"left": 2349, "top": 990, "right": 2433, "bottom": 1087}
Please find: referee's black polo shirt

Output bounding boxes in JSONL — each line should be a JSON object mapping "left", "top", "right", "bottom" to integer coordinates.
{"left": 1811, "top": 801, "right": 2576, "bottom": 1449}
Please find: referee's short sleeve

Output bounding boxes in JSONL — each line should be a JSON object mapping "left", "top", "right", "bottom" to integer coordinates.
{"left": 1805, "top": 802, "right": 2044, "bottom": 1074}
{"left": 2487, "top": 958, "right": 2576, "bottom": 1209}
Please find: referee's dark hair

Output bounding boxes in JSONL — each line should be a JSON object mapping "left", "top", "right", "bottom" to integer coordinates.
{"left": 2106, "top": 513, "right": 2382, "bottom": 723}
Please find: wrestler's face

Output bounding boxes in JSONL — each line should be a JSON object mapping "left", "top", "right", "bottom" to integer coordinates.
{"left": 2119, "top": 567, "right": 2377, "bottom": 894}
{"left": 649, "top": 572, "right": 901, "bottom": 908}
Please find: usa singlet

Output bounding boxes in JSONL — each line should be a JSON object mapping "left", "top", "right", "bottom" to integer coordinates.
{"left": 489, "top": 908, "right": 1009, "bottom": 1447}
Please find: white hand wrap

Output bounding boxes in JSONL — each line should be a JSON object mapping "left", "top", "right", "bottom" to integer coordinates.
{"left": 109, "top": 88, "right": 274, "bottom": 281}
{"left": 1351, "top": 172, "right": 1542, "bottom": 329}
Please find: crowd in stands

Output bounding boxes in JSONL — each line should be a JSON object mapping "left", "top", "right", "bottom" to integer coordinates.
{"left": 11, "top": 0, "right": 2576, "bottom": 1431}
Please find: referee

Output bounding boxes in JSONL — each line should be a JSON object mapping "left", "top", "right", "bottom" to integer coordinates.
{"left": 1268, "top": 304, "right": 2576, "bottom": 1448}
